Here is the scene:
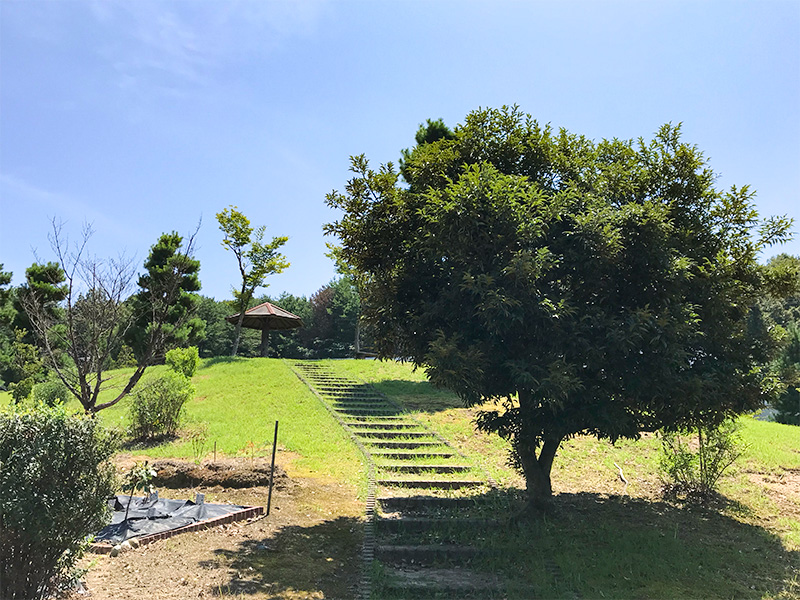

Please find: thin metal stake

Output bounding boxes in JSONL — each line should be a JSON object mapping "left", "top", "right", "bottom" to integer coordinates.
{"left": 267, "top": 420, "right": 279, "bottom": 516}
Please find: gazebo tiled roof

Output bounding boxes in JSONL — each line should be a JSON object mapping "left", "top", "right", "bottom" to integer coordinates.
{"left": 225, "top": 301, "right": 304, "bottom": 331}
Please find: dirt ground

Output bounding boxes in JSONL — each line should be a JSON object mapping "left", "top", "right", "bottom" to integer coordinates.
{"left": 74, "top": 454, "right": 364, "bottom": 600}
{"left": 750, "top": 467, "right": 800, "bottom": 522}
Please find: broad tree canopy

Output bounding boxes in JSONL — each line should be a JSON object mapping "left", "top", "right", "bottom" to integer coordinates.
{"left": 326, "top": 106, "right": 793, "bottom": 507}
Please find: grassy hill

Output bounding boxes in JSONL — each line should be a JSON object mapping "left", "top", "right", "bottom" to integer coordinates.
{"left": 2, "top": 358, "right": 798, "bottom": 598}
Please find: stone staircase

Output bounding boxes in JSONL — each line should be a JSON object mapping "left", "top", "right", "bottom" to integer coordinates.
{"left": 289, "top": 361, "right": 507, "bottom": 599}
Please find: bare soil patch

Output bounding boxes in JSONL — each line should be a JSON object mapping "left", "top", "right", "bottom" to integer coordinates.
{"left": 75, "top": 456, "right": 364, "bottom": 599}
{"left": 749, "top": 467, "right": 800, "bottom": 520}
{"left": 151, "top": 457, "right": 292, "bottom": 489}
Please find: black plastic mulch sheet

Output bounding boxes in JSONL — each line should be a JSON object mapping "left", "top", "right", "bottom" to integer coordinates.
{"left": 95, "top": 494, "right": 249, "bottom": 544}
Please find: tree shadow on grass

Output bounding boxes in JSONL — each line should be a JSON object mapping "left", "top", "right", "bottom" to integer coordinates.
{"left": 119, "top": 433, "right": 179, "bottom": 451}
{"left": 198, "top": 488, "right": 798, "bottom": 599}
{"left": 359, "top": 379, "right": 466, "bottom": 414}
{"left": 198, "top": 356, "right": 249, "bottom": 369}
{"left": 200, "top": 516, "right": 363, "bottom": 598}
{"left": 497, "top": 491, "right": 800, "bottom": 599}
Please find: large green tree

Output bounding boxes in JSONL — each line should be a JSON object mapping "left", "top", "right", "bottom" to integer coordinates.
{"left": 326, "top": 106, "right": 793, "bottom": 509}
{"left": 216, "top": 206, "right": 289, "bottom": 356}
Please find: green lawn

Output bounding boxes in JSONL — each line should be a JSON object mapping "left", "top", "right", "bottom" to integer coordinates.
{"left": 1, "top": 359, "right": 365, "bottom": 487}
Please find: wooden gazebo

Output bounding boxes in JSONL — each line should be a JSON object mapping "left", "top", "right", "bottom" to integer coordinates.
{"left": 225, "top": 301, "right": 303, "bottom": 357}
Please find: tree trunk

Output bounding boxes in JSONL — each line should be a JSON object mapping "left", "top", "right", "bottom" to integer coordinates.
{"left": 516, "top": 389, "right": 563, "bottom": 512}
{"left": 516, "top": 435, "right": 562, "bottom": 511}
{"left": 231, "top": 312, "right": 245, "bottom": 357}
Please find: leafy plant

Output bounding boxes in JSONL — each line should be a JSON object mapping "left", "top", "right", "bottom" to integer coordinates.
{"left": 166, "top": 346, "right": 200, "bottom": 378}
{"left": 658, "top": 419, "right": 747, "bottom": 501}
{"left": 128, "top": 371, "right": 194, "bottom": 440}
{"left": 239, "top": 440, "right": 263, "bottom": 467}
{"left": 32, "top": 376, "right": 71, "bottom": 407}
{"left": 217, "top": 206, "right": 290, "bottom": 357}
{"left": 185, "top": 422, "right": 209, "bottom": 464}
{"left": 8, "top": 328, "right": 43, "bottom": 403}
{"left": 0, "top": 405, "right": 117, "bottom": 600}
{"left": 774, "top": 322, "right": 800, "bottom": 425}
{"left": 326, "top": 106, "right": 791, "bottom": 509}
{"left": 123, "top": 461, "right": 157, "bottom": 522}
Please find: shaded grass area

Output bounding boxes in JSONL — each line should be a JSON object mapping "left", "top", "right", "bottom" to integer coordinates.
{"left": 373, "top": 492, "right": 798, "bottom": 599}
{"left": 494, "top": 492, "right": 798, "bottom": 599}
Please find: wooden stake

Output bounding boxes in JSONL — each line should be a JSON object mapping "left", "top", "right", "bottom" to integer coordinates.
{"left": 267, "top": 421, "right": 279, "bottom": 516}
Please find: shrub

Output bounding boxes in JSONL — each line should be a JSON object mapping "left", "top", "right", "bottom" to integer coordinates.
{"left": 0, "top": 405, "right": 117, "bottom": 600}
{"left": 128, "top": 371, "right": 194, "bottom": 440}
{"left": 32, "top": 377, "right": 71, "bottom": 407}
{"left": 658, "top": 419, "right": 747, "bottom": 501}
{"left": 165, "top": 346, "right": 199, "bottom": 378}
{"left": 8, "top": 377, "right": 34, "bottom": 404}
{"left": 773, "top": 322, "right": 800, "bottom": 425}
{"left": 185, "top": 422, "right": 210, "bottom": 464}
{"left": 774, "top": 386, "right": 800, "bottom": 425}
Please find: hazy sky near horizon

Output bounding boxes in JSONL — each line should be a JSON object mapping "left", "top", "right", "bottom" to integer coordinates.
{"left": 1, "top": 0, "right": 798, "bottom": 301}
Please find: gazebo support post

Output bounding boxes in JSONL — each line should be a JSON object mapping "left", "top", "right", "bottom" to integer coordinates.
{"left": 260, "top": 329, "right": 270, "bottom": 358}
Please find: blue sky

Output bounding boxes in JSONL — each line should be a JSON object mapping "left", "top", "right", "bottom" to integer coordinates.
{"left": 1, "top": 0, "right": 798, "bottom": 301}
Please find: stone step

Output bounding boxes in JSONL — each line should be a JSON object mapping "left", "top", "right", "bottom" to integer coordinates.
{"left": 377, "top": 496, "right": 492, "bottom": 514}
{"left": 375, "top": 517, "right": 499, "bottom": 533}
{"left": 367, "top": 440, "right": 445, "bottom": 450}
{"left": 357, "top": 430, "right": 435, "bottom": 439}
{"left": 343, "top": 416, "right": 407, "bottom": 423}
{"left": 327, "top": 393, "right": 385, "bottom": 398}
{"left": 376, "top": 544, "right": 487, "bottom": 564}
{"left": 317, "top": 385, "right": 374, "bottom": 391}
{"left": 371, "top": 451, "right": 455, "bottom": 460}
{"left": 332, "top": 402, "right": 393, "bottom": 410}
{"left": 348, "top": 422, "right": 418, "bottom": 430}
{"left": 321, "top": 391, "right": 382, "bottom": 397}
{"left": 377, "top": 464, "right": 473, "bottom": 474}
{"left": 337, "top": 408, "right": 398, "bottom": 416}
{"left": 377, "top": 479, "right": 485, "bottom": 490}
{"left": 379, "top": 567, "right": 504, "bottom": 599}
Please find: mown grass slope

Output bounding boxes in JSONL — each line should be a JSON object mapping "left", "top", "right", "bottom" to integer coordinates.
{"left": 1, "top": 359, "right": 365, "bottom": 486}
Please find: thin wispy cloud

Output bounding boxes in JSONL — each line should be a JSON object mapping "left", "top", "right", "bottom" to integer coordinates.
{"left": 0, "top": 173, "right": 126, "bottom": 241}
{"left": 88, "top": 1, "right": 329, "bottom": 96}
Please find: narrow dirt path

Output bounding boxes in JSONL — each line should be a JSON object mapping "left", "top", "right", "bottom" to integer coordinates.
{"left": 289, "top": 361, "right": 506, "bottom": 599}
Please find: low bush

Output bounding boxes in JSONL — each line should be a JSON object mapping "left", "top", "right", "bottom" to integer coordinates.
{"left": 128, "top": 371, "right": 194, "bottom": 440}
{"left": 658, "top": 419, "right": 746, "bottom": 501}
{"left": 32, "top": 377, "right": 71, "bottom": 407}
{"left": 0, "top": 405, "right": 117, "bottom": 600}
{"left": 185, "top": 422, "right": 210, "bottom": 464}
{"left": 8, "top": 377, "right": 34, "bottom": 404}
{"left": 165, "top": 346, "right": 199, "bottom": 378}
